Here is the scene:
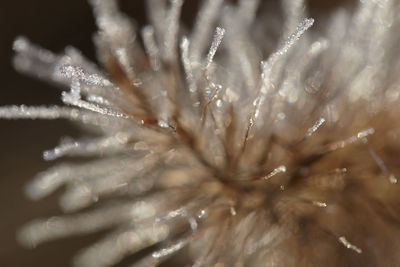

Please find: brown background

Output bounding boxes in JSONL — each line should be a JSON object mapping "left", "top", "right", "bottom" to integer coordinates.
{"left": 0, "top": 1, "right": 353, "bottom": 266}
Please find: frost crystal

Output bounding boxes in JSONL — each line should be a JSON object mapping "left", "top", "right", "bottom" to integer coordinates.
{"left": 4, "top": 0, "right": 400, "bottom": 266}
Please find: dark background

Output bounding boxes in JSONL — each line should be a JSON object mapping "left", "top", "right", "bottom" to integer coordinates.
{"left": 0, "top": 1, "right": 353, "bottom": 266}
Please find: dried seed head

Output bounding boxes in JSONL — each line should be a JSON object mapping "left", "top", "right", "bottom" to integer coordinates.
{"left": 3, "top": 0, "right": 400, "bottom": 266}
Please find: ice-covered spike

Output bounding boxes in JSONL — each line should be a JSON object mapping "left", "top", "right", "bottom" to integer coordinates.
{"left": 367, "top": 142, "right": 397, "bottom": 184}
{"left": 326, "top": 127, "right": 375, "bottom": 152}
{"left": 180, "top": 37, "right": 197, "bottom": 94}
{"left": 142, "top": 25, "right": 161, "bottom": 71}
{"left": 190, "top": 0, "right": 224, "bottom": 63}
{"left": 64, "top": 46, "right": 101, "bottom": 74}
{"left": 86, "top": 95, "right": 112, "bottom": 106}
{"left": 368, "top": 145, "right": 388, "bottom": 172}
{"left": 131, "top": 238, "right": 189, "bottom": 267}
{"left": 306, "top": 117, "right": 326, "bottom": 137}
{"left": 57, "top": 65, "right": 126, "bottom": 109}
{"left": 338, "top": 236, "right": 362, "bottom": 254}
{"left": 17, "top": 201, "right": 157, "bottom": 248}
{"left": 43, "top": 134, "right": 130, "bottom": 161}
{"left": 152, "top": 238, "right": 188, "bottom": 258}
{"left": 73, "top": 224, "right": 170, "bottom": 267}
{"left": 13, "top": 37, "right": 110, "bottom": 89}
{"left": 262, "top": 18, "right": 314, "bottom": 81}
{"left": 155, "top": 207, "right": 188, "bottom": 222}
{"left": 311, "top": 201, "right": 327, "bottom": 208}
{"left": 0, "top": 105, "right": 95, "bottom": 121}
{"left": 263, "top": 165, "right": 287, "bottom": 180}
{"left": 59, "top": 65, "right": 113, "bottom": 87}
{"left": 253, "top": 18, "right": 314, "bottom": 119}
{"left": 61, "top": 91, "right": 130, "bottom": 119}
{"left": 70, "top": 77, "right": 82, "bottom": 100}
{"left": 59, "top": 64, "right": 83, "bottom": 81}
{"left": 162, "top": 0, "right": 184, "bottom": 61}
{"left": 5, "top": 0, "right": 400, "bottom": 266}
{"left": 205, "top": 27, "right": 225, "bottom": 70}
{"left": 25, "top": 157, "right": 132, "bottom": 200}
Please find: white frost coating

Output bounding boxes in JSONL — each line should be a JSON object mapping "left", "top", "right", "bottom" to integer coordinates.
{"left": 87, "top": 95, "right": 112, "bottom": 106}
{"left": 254, "top": 18, "right": 314, "bottom": 119}
{"left": 311, "top": 201, "right": 327, "bottom": 208}
{"left": 190, "top": 0, "right": 224, "bottom": 62}
{"left": 306, "top": 117, "right": 326, "bottom": 137}
{"left": 205, "top": 27, "right": 226, "bottom": 70}
{"left": 42, "top": 134, "right": 130, "bottom": 161}
{"left": 264, "top": 165, "right": 287, "bottom": 180}
{"left": 59, "top": 65, "right": 129, "bottom": 119}
{"left": 13, "top": 38, "right": 106, "bottom": 89}
{"left": 338, "top": 236, "right": 362, "bottom": 254}
{"left": 4, "top": 0, "right": 400, "bottom": 266}
{"left": 64, "top": 46, "right": 101, "bottom": 75}
{"left": 152, "top": 238, "right": 188, "bottom": 258}
{"left": 60, "top": 65, "right": 113, "bottom": 87}
{"left": 327, "top": 128, "right": 375, "bottom": 151}
{"left": 130, "top": 238, "right": 189, "bottom": 267}
{"left": 263, "top": 18, "right": 315, "bottom": 78}
{"left": 155, "top": 207, "right": 188, "bottom": 223}
{"left": 180, "top": 37, "right": 197, "bottom": 94}
{"left": 61, "top": 91, "right": 130, "bottom": 119}
{"left": 367, "top": 142, "right": 398, "bottom": 184}
{"left": 0, "top": 105, "right": 97, "bottom": 121}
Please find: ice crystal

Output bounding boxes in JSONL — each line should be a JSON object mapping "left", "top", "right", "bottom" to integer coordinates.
{"left": 4, "top": 0, "right": 400, "bottom": 266}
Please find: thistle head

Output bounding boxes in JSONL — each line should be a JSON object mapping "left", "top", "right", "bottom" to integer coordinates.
{"left": 3, "top": 0, "right": 400, "bottom": 266}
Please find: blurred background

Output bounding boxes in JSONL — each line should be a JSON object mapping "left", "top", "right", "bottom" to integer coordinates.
{"left": 0, "top": 0, "right": 353, "bottom": 266}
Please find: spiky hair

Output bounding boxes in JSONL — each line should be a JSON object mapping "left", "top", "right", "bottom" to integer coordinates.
{"left": 2, "top": 0, "right": 400, "bottom": 266}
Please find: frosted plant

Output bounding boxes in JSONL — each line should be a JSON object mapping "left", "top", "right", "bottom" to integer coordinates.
{"left": 3, "top": 0, "right": 400, "bottom": 266}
